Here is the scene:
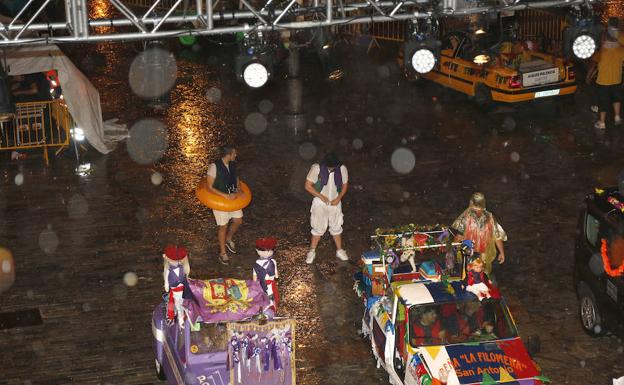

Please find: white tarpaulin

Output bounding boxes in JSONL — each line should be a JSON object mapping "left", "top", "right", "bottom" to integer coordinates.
{"left": 4, "top": 44, "right": 126, "bottom": 154}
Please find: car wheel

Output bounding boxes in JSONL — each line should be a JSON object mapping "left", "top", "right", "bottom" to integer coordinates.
{"left": 474, "top": 84, "right": 493, "bottom": 111}
{"left": 155, "top": 358, "right": 166, "bottom": 380}
{"left": 578, "top": 284, "right": 605, "bottom": 336}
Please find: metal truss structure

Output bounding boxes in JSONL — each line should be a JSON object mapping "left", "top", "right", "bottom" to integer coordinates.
{"left": 0, "top": 0, "right": 596, "bottom": 46}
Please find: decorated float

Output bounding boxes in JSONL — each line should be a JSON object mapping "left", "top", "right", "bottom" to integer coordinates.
{"left": 354, "top": 224, "right": 548, "bottom": 385}
{"left": 152, "top": 245, "right": 295, "bottom": 385}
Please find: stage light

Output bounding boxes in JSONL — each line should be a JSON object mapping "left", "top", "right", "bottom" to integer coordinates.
{"left": 0, "top": 66, "right": 14, "bottom": 123}
{"left": 242, "top": 62, "right": 269, "bottom": 88}
{"left": 403, "top": 18, "right": 441, "bottom": 75}
{"left": 572, "top": 34, "right": 596, "bottom": 59}
{"left": 235, "top": 31, "right": 274, "bottom": 88}
{"left": 564, "top": 5, "right": 600, "bottom": 60}
{"left": 313, "top": 28, "right": 344, "bottom": 81}
{"left": 411, "top": 48, "right": 436, "bottom": 74}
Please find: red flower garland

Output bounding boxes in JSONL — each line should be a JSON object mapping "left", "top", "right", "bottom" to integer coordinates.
{"left": 600, "top": 239, "right": 624, "bottom": 277}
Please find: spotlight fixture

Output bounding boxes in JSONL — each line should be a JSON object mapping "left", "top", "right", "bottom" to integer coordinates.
{"left": 235, "top": 30, "right": 274, "bottom": 88}
{"left": 313, "top": 28, "right": 344, "bottom": 81}
{"left": 0, "top": 65, "right": 14, "bottom": 123}
{"left": 403, "top": 18, "right": 441, "bottom": 75}
{"left": 564, "top": 5, "right": 600, "bottom": 60}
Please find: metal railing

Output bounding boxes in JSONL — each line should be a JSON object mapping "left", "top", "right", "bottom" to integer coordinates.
{"left": 0, "top": 100, "right": 73, "bottom": 164}
{"left": 349, "top": 8, "right": 566, "bottom": 49}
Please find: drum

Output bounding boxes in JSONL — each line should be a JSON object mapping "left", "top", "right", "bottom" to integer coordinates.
{"left": 196, "top": 179, "right": 252, "bottom": 212}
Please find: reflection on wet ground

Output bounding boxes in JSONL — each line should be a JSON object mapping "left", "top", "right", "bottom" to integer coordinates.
{"left": 2, "top": 6, "right": 624, "bottom": 385}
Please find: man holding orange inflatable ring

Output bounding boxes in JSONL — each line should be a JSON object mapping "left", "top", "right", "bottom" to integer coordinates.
{"left": 205, "top": 145, "right": 243, "bottom": 265}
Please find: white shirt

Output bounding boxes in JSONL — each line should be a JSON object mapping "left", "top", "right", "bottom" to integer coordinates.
{"left": 306, "top": 164, "right": 348, "bottom": 201}
{"left": 206, "top": 162, "right": 230, "bottom": 178}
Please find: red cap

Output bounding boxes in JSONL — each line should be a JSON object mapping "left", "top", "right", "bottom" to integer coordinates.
{"left": 164, "top": 245, "right": 187, "bottom": 261}
{"left": 255, "top": 237, "right": 277, "bottom": 251}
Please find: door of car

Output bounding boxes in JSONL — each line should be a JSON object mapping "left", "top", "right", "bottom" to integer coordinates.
{"left": 583, "top": 211, "right": 620, "bottom": 320}
{"left": 602, "top": 228, "right": 624, "bottom": 326}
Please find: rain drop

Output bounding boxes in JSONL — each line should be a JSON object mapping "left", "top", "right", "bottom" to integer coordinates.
{"left": 510, "top": 152, "right": 520, "bottom": 162}
{"left": 580, "top": 360, "right": 586, "bottom": 368}
{"left": 377, "top": 65, "right": 390, "bottom": 78}
{"left": 400, "top": 206, "right": 410, "bottom": 216}
{"left": 402, "top": 191, "right": 410, "bottom": 199}
{"left": 128, "top": 46, "right": 177, "bottom": 99}
{"left": 617, "top": 346, "right": 623, "bottom": 354}
{"left": 127, "top": 118, "right": 169, "bottom": 165}
{"left": 298, "top": 142, "right": 317, "bottom": 160}
{"left": 433, "top": 104, "right": 442, "bottom": 113}
{"left": 502, "top": 116, "right": 516, "bottom": 131}
{"left": 67, "top": 194, "right": 88, "bottom": 219}
{"left": 14, "top": 173, "right": 24, "bottom": 186}
{"left": 521, "top": 172, "right": 530, "bottom": 180}
{"left": 315, "top": 115, "right": 325, "bottom": 125}
{"left": 27, "top": 290, "right": 34, "bottom": 299}
{"left": 244, "top": 112, "right": 268, "bottom": 135}
{"left": 82, "top": 303, "right": 91, "bottom": 312}
{"left": 593, "top": 325, "right": 601, "bottom": 334}
{"left": 365, "top": 116, "right": 374, "bottom": 125}
{"left": 205, "top": 87, "right": 222, "bottom": 103}
{"left": 401, "top": 138, "right": 407, "bottom": 145}
{"left": 352, "top": 138, "right": 363, "bottom": 150}
{"left": 123, "top": 272, "right": 139, "bottom": 287}
{"left": 38, "top": 227, "right": 59, "bottom": 254}
{"left": 391, "top": 147, "right": 416, "bottom": 174}
{"left": 151, "top": 172, "right": 163, "bottom": 186}
{"left": 258, "top": 99, "right": 274, "bottom": 114}
{"left": 501, "top": 176, "right": 508, "bottom": 183}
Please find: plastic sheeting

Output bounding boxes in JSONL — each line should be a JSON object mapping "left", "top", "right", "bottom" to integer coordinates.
{"left": 4, "top": 44, "right": 126, "bottom": 154}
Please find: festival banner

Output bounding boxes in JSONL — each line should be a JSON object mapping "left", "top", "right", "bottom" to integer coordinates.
{"left": 227, "top": 319, "right": 296, "bottom": 385}
{"left": 184, "top": 278, "right": 270, "bottom": 324}
{"left": 443, "top": 339, "right": 540, "bottom": 384}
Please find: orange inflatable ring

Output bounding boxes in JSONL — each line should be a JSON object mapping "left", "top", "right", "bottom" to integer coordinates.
{"left": 196, "top": 179, "right": 252, "bottom": 212}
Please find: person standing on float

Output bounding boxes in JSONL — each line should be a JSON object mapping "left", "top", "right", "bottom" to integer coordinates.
{"left": 304, "top": 152, "right": 349, "bottom": 264}
{"left": 452, "top": 192, "right": 507, "bottom": 275}
{"left": 205, "top": 145, "right": 243, "bottom": 265}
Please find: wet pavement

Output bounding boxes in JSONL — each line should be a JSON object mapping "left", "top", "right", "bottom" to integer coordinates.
{"left": 2, "top": 8, "right": 624, "bottom": 384}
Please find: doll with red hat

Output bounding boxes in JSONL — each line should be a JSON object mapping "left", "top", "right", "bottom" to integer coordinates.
{"left": 252, "top": 237, "right": 279, "bottom": 315}
{"left": 163, "top": 245, "right": 191, "bottom": 327}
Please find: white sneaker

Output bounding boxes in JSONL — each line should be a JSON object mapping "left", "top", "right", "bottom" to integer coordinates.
{"left": 336, "top": 249, "right": 349, "bottom": 261}
{"left": 306, "top": 249, "right": 316, "bottom": 264}
{"left": 615, "top": 116, "right": 622, "bottom": 125}
{"left": 594, "top": 120, "right": 606, "bottom": 129}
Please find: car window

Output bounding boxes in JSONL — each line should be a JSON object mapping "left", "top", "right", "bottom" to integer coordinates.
{"left": 585, "top": 213, "right": 600, "bottom": 247}
{"left": 189, "top": 323, "right": 230, "bottom": 355}
{"left": 408, "top": 300, "right": 518, "bottom": 347}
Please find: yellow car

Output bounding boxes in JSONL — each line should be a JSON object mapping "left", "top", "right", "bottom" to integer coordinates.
{"left": 399, "top": 31, "right": 577, "bottom": 109}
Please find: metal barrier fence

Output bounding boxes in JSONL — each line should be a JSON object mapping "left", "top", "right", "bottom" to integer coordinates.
{"left": 341, "top": 9, "right": 565, "bottom": 48}
{"left": 0, "top": 100, "right": 73, "bottom": 164}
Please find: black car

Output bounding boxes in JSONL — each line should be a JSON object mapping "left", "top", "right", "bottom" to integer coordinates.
{"left": 574, "top": 187, "right": 624, "bottom": 336}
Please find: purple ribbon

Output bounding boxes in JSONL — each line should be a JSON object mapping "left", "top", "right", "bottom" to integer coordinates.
{"left": 261, "top": 337, "right": 270, "bottom": 372}
{"left": 271, "top": 338, "right": 282, "bottom": 370}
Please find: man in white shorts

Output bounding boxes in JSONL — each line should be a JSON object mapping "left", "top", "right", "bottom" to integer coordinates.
{"left": 205, "top": 145, "right": 243, "bottom": 265}
{"left": 304, "top": 152, "right": 349, "bottom": 264}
